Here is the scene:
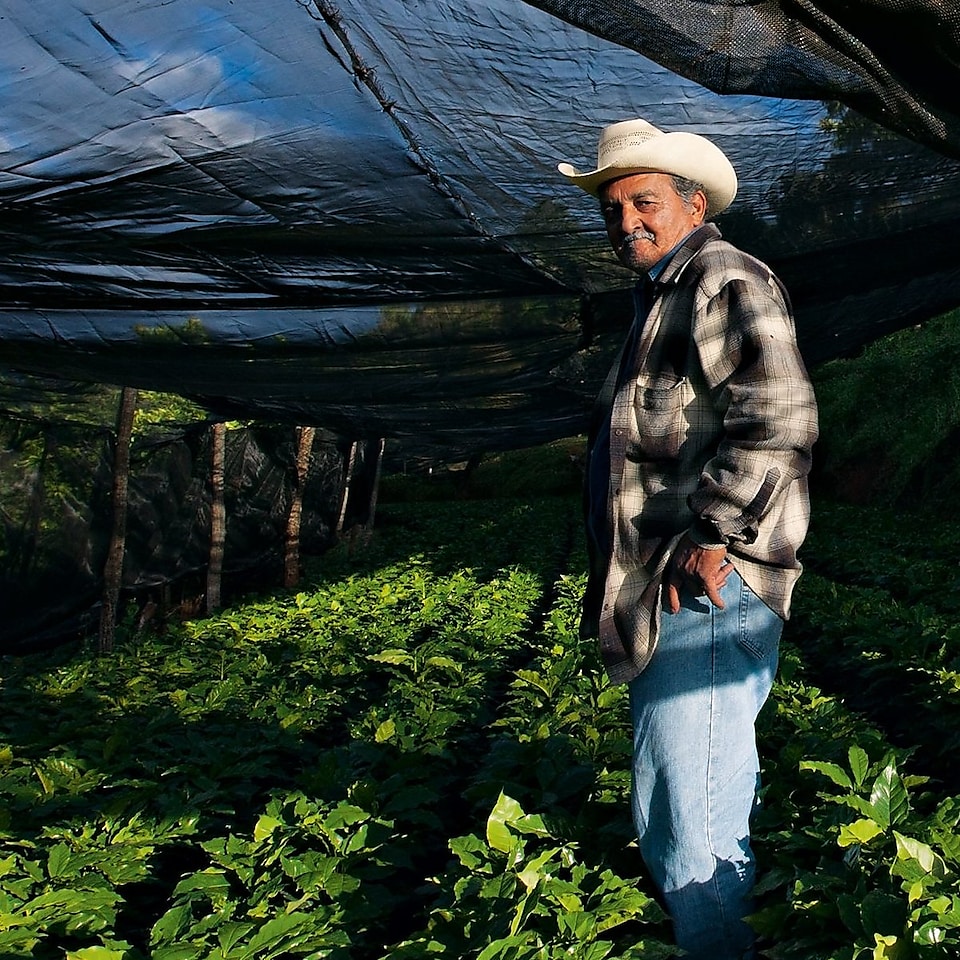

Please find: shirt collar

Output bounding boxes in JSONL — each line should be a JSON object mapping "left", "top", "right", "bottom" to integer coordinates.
{"left": 657, "top": 223, "right": 722, "bottom": 286}
{"left": 647, "top": 248, "right": 676, "bottom": 282}
{"left": 636, "top": 223, "right": 721, "bottom": 292}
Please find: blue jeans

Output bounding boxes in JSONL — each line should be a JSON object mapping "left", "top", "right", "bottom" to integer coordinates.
{"left": 628, "top": 568, "right": 782, "bottom": 960}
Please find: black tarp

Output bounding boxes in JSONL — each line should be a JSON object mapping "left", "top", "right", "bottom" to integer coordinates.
{"left": 3, "top": 0, "right": 960, "bottom": 453}
{"left": 529, "top": 0, "right": 960, "bottom": 159}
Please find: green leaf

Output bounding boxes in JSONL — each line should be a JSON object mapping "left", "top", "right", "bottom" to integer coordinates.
{"left": 368, "top": 650, "right": 412, "bottom": 666}
{"left": 558, "top": 909, "right": 597, "bottom": 940}
{"left": 172, "top": 869, "right": 232, "bottom": 899}
{"left": 837, "top": 893, "right": 865, "bottom": 936}
{"left": 243, "top": 911, "right": 311, "bottom": 955}
{"left": 917, "top": 919, "right": 949, "bottom": 944}
{"left": 476, "top": 932, "right": 534, "bottom": 960}
{"left": 871, "top": 932, "right": 907, "bottom": 959}
{"left": 893, "top": 832, "right": 948, "bottom": 881}
{"left": 151, "top": 946, "right": 202, "bottom": 960}
{"left": 516, "top": 846, "right": 561, "bottom": 890}
{"left": 449, "top": 834, "right": 486, "bottom": 870}
{"left": 486, "top": 793, "right": 524, "bottom": 854}
{"left": 481, "top": 872, "right": 518, "bottom": 902}
{"left": 849, "top": 745, "right": 870, "bottom": 788}
{"left": 870, "top": 765, "right": 909, "bottom": 830}
{"left": 34, "top": 767, "right": 54, "bottom": 796}
{"left": 577, "top": 943, "right": 618, "bottom": 960}
{"left": 47, "top": 843, "right": 74, "bottom": 879}
{"left": 860, "top": 889, "right": 907, "bottom": 939}
{"left": 423, "top": 656, "right": 462, "bottom": 673}
{"left": 23, "top": 887, "right": 119, "bottom": 922}
{"left": 253, "top": 815, "right": 283, "bottom": 842}
{"left": 511, "top": 812, "right": 549, "bottom": 838}
{"left": 150, "top": 904, "right": 193, "bottom": 945}
{"left": 375, "top": 719, "right": 396, "bottom": 743}
{"left": 509, "top": 888, "right": 542, "bottom": 936}
{"left": 838, "top": 819, "right": 884, "bottom": 847}
{"left": 800, "top": 760, "right": 852, "bottom": 790}
{"left": 66, "top": 950, "right": 128, "bottom": 960}
{"left": 324, "top": 803, "right": 368, "bottom": 831}
{"left": 217, "top": 921, "right": 256, "bottom": 954}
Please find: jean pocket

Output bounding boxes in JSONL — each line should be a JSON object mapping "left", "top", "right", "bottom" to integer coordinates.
{"left": 736, "top": 576, "right": 783, "bottom": 661}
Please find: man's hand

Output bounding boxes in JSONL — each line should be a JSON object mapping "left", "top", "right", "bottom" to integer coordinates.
{"left": 664, "top": 534, "right": 730, "bottom": 614}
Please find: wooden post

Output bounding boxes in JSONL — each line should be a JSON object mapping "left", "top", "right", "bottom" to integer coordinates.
{"left": 335, "top": 440, "right": 358, "bottom": 539}
{"left": 335, "top": 437, "right": 385, "bottom": 553}
{"left": 360, "top": 437, "right": 385, "bottom": 545}
{"left": 99, "top": 386, "right": 138, "bottom": 654}
{"left": 206, "top": 421, "right": 226, "bottom": 613}
{"left": 284, "top": 425, "right": 316, "bottom": 588}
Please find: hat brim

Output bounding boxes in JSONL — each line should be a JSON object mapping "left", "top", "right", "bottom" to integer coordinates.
{"left": 558, "top": 130, "right": 737, "bottom": 218}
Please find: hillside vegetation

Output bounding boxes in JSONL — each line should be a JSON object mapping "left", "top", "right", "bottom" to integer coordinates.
{"left": 811, "top": 309, "right": 960, "bottom": 513}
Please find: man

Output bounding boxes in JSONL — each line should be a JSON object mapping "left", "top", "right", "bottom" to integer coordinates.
{"left": 558, "top": 119, "right": 818, "bottom": 959}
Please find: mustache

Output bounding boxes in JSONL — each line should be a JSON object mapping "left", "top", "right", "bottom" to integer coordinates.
{"left": 619, "top": 230, "right": 656, "bottom": 250}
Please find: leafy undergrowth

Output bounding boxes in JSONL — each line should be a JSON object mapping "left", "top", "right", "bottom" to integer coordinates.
{"left": 0, "top": 497, "right": 672, "bottom": 960}
{"left": 793, "top": 499, "right": 960, "bottom": 779}
{"left": 2, "top": 494, "right": 960, "bottom": 958}
{"left": 810, "top": 309, "right": 960, "bottom": 510}
{"left": 753, "top": 497, "right": 960, "bottom": 959}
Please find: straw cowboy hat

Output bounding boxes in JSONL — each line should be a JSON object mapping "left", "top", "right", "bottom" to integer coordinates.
{"left": 558, "top": 118, "right": 737, "bottom": 218}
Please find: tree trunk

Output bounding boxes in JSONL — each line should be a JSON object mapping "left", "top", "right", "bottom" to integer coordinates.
{"left": 99, "top": 386, "right": 138, "bottom": 654}
{"left": 336, "top": 437, "right": 385, "bottom": 554}
{"left": 359, "top": 437, "right": 385, "bottom": 546}
{"left": 206, "top": 421, "right": 226, "bottom": 613}
{"left": 284, "top": 425, "right": 316, "bottom": 588}
{"left": 335, "top": 440, "right": 358, "bottom": 539}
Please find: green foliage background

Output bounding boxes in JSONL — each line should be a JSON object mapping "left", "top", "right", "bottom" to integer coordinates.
{"left": 810, "top": 309, "right": 960, "bottom": 512}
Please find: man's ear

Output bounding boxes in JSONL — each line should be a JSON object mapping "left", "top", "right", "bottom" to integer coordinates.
{"left": 692, "top": 189, "right": 708, "bottom": 223}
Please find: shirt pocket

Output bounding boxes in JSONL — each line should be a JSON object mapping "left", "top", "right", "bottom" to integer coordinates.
{"left": 630, "top": 374, "right": 689, "bottom": 462}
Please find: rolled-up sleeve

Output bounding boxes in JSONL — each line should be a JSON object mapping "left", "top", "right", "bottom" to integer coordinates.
{"left": 687, "top": 267, "right": 819, "bottom": 546}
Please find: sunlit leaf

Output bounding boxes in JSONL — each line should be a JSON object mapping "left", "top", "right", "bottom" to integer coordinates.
{"left": 870, "top": 765, "right": 909, "bottom": 830}
{"left": 254, "top": 815, "right": 283, "bottom": 842}
{"left": 368, "top": 649, "right": 413, "bottom": 666}
{"left": 66, "top": 948, "right": 128, "bottom": 960}
{"left": 375, "top": 719, "right": 396, "bottom": 743}
{"left": 893, "top": 832, "right": 948, "bottom": 880}
{"left": 486, "top": 793, "right": 524, "bottom": 855}
{"left": 838, "top": 819, "right": 883, "bottom": 847}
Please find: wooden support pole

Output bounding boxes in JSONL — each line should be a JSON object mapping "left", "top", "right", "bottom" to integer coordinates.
{"left": 284, "top": 425, "right": 316, "bottom": 588}
{"left": 206, "top": 421, "right": 226, "bottom": 613}
{"left": 99, "top": 386, "right": 138, "bottom": 654}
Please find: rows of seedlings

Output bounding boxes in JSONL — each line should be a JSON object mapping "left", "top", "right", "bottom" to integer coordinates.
{"left": 792, "top": 498, "right": 960, "bottom": 786}
{"left": 2, "top": 493, "right": 960, "bottom": 958}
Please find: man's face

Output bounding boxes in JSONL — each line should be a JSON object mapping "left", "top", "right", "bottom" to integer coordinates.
{"left": 599, "top": 173, "right": 706, "bottom": 273}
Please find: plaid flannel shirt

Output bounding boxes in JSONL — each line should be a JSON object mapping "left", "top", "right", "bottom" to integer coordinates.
{"left": 582, "top": 223, "right": 819, "bottom": 685}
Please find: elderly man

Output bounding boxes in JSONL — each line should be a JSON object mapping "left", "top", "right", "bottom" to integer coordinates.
{"left": 559, "top": 119, "right": 818, "bottom": 959}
